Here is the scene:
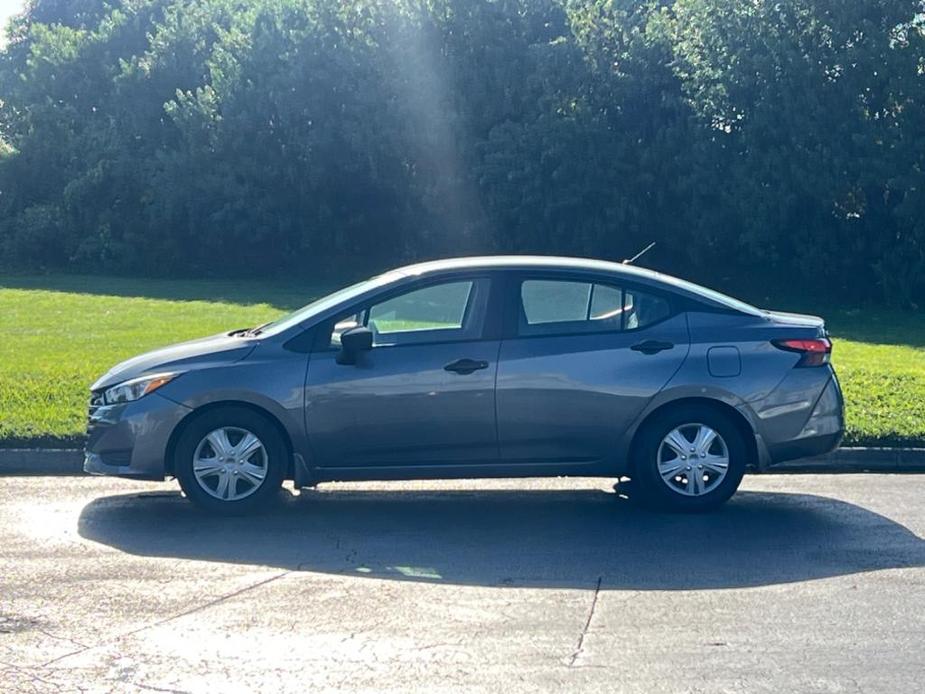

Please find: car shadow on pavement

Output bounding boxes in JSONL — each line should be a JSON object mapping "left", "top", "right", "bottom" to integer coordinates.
{"left": 77, "top": 487, "right": 924, "bottom": 590}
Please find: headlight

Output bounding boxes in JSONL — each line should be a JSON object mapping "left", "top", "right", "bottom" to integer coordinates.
{"left": 102, "top": 373, "right": 179, "bottom": 405}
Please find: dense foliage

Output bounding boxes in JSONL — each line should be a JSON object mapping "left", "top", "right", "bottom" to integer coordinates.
{"left": 1, "top": 1, "right": 923, "bottom": 304}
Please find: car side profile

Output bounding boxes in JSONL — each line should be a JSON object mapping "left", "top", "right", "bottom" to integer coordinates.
{"left": 85, "top": 256, "right": 844, "bottom": 513}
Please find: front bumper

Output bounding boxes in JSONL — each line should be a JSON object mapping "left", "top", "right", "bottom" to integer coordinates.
{"left": 84, "top": 392, "right": 191, "bottom": 480}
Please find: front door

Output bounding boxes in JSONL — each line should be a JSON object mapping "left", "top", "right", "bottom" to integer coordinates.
{"left": 305, "top": 276, "right": 500, "bottom": 471}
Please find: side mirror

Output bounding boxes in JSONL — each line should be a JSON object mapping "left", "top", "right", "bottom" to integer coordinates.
{"left": 336, "top": 326, "right": 373, "bottom": 365}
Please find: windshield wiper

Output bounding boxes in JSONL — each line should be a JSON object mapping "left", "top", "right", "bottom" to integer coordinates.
{"left": 244, "top": 322, "right": 272, "bottom": 337}
{"left": 228, "top": 322, "right": 270, "bottom": 338}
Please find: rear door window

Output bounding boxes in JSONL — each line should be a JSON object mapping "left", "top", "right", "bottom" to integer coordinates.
{"left": 521, "top": 280, "right": 592, "bottom": 324}
{"left": 518, "top": 279, "right": 670, "bottom": 335}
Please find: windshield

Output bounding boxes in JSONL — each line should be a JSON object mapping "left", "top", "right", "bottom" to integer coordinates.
{"left": 258, "top": 271, "right": 402, "bottom": 337}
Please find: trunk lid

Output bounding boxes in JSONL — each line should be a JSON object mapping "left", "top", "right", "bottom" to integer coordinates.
{"left": 763, "top": 310, "right": 826, "bottom": 334}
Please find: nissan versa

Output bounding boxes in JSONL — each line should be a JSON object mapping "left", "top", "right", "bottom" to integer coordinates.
{"left": 85, "top": 256, "right": 844, "bottom": 513}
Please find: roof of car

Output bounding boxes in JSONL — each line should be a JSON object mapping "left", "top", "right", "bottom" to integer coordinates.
{"left": 395, "top": 255, "right": 659, "bottom": 278}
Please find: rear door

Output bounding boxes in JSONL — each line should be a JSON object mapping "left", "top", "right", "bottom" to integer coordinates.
{"left": 496, "top": 274, "right": 690, "bottom": 466}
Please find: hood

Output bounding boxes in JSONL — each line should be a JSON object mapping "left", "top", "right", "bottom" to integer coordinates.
{"left": 91, "top": 332, "right": 257, "bottom": 391}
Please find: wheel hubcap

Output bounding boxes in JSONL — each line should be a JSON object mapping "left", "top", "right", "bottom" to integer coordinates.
{"left": 656, "top": 423, "right": 729, "bottom": 497}
{"left": 193, "top": 427, "right": 268, "bottom": 501}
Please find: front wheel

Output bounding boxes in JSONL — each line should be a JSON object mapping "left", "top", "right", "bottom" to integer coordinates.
{"left": 174, "top": 406, "right": 287, "bottom": 514}
{"left": 632, "top": 406, "right": 747, "bottom": 512}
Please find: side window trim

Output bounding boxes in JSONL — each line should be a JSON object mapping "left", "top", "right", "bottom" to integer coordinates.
{"left": 586, "top": 283, "right": 595, "bottom": 322}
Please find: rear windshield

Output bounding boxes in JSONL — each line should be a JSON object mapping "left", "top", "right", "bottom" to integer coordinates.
{"left": 664, "top": 276, "right": 764, "bottom": 316}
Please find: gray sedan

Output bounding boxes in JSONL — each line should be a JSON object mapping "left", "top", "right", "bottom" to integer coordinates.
{"left": 85, "top": 256, "right": 844, "bottom": 512}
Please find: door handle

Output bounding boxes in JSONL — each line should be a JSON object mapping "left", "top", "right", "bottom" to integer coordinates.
{"left": 631, "top": 340, "right": 674, "bottom": 355}
{"left": 444, "top": 358, "right": 489, "bottom": 375}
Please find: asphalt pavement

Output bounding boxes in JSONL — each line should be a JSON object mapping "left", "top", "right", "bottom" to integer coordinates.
{"left": 2, "top": 474, "right": 923, "bottom": 693}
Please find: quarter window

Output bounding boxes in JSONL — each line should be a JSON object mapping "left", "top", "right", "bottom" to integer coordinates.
{"left": 624, "top": 289, "right": 671, "bottom": 329}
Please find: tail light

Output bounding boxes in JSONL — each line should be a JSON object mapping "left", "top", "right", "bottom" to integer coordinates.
{"left": 772, "top": 338, "right": 832, "bottom": 367}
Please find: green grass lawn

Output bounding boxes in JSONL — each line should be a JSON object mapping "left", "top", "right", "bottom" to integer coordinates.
{"left": 0, "top": 274, "right": 922, "bottom": 448}
{"left": 0, "top": 275, "right": 318, "bottom": 447}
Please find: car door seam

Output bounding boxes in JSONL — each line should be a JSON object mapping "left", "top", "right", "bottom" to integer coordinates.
{"left": 618, "top": 313, "right": 694, "bottom": 455}
{"left": 493, "top": 339, "right": 503, "bottom": 461}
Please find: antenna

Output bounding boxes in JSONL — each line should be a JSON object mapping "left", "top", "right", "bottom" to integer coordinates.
{"left": 622, "top": 241, "right": 656, "bottom": 265}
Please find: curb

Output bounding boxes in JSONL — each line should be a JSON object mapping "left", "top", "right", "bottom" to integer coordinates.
{"left": 766, "top": 447, "right": 925, "bottom": 474}
{"left": 0, "top": 449, "right": 85, "bottom": 476}
{"left": 1, "top": 446, "right": 925, "bottom": 477}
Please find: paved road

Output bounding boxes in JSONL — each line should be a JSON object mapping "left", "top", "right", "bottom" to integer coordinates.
{"left": 1, "top": 474, "right": 923, "bottom": 693}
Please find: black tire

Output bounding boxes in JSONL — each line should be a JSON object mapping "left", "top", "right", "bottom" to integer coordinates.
{"left": 174, "top": 406, "right": 287, "bottom": 514}
{"left": 632, "top": 405, "right": 747, "bottom": 512}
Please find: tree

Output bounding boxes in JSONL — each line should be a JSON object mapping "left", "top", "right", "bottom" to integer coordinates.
{"left": 0, "top": 0, "right": 922, "bottom": 305}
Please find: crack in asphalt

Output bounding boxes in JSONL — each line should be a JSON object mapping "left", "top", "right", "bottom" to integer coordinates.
{"left": 568, "top": 576, "right": 602, "bottom": 668}
{"left": 133, "top": 681, "right": 192, "bottom": 694}
{"left": 34, "top": 627, "right": 89, "bottom": 651}
{"left": 0, "top": 658, "right": 65, "bottom": 690}
{"left": 1, "top": 611, "right": 88, "bottom": 651}
{"left": 40, "top": 570, "right": 292, "bottom": 669}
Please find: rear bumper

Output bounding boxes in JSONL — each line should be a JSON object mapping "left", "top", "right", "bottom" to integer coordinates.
{"left": 84, "top": 393, "right": 191, "bottom": 480}
{"left": 766, "top": 431, "right": 843, "bottom": 465}
{"left": 765, "top": 375, "right": 844, "bottom": 465}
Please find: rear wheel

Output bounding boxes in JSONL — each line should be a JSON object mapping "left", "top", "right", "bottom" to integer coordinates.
{"left": 633, "top": 406, "right": 747, "bottom": 512}
{"left": 174, "top": 406, "right": 287, "bottom": 514}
